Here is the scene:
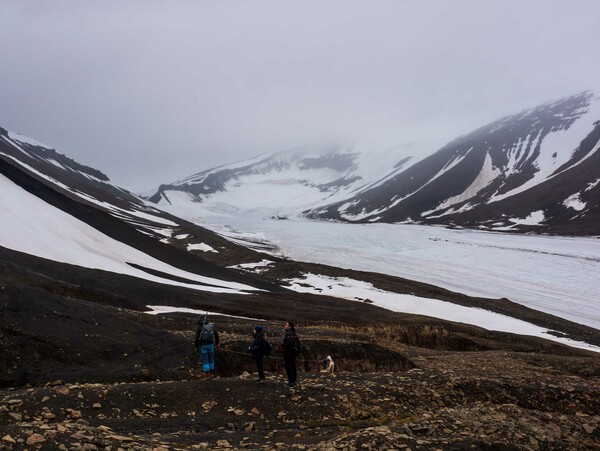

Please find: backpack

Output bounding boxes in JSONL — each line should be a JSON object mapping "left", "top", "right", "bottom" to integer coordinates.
{"left": 262, "top": 339, "right": 273, "bottom": 357}
{"left": 292, "top": 334, "right": 301, "bottom": 356}
{"left": 200, "top": 323, "right": 215, "bottom": 343}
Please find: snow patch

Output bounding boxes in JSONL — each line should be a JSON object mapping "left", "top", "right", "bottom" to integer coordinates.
{"left": 586, "top": 178, "right": 600, "bottom": 191}
{"left": 187, "top": 243, "right": 218, "bottom": 253}
{"left": 126, "top": 209, "right": 178, "bottom": 226}
{"left": 510, "top": 210, "right": 545, "bottom": 226}
{"left": 7, "top": 130, "right": 52, "bottom": 149}
{"left": 144, "top": 226, "right": 173, "bottom": 237}
{"left": 145, "top": 305, "right": 265, "bottom": 321}
{"left": 228, "top": 260, "right": 275, "bottom": 272}
{"left": 424, "top": 152, "right": 500, "bottom": 216}
{"left": 551, "top": 135, "right": 600, "bottom": 178}
{"left": 45, "top": 159, "right": 65, "bottom": 169}
{"left": 285, "top": 273, "right": 600, "bottom": 353}
{"left": 563, "top": 194, "right": 586, "bottom": 211}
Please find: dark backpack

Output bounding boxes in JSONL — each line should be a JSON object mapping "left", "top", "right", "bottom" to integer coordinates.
{"left": 262, "top": 339, "right": 273, "bottom": 356}
{"left": 200, "top": 323, "right": 215, "bottom": 343}
{"left": 292, "top": 334, "right": 301, "bottom": 356}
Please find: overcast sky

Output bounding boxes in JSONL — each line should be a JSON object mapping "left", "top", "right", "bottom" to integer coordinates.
{"left": 1, "top": 1, "right": 599, "bottom": 192}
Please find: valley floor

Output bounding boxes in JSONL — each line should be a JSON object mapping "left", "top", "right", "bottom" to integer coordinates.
{"left": 196, "top": 215, "right": 600, "bottom": 330}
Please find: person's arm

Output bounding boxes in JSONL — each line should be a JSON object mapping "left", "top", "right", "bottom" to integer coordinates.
{"left": 250, "top": 336, "right": 258, "bottom": 351}
{"left": 281, "top": 333, "right": 289, "bottom": 351}
{"left": 214, "top": 327, "right": 220, "bottom": 348}
{"left": 194, "top": 327, "right": 200, "bottom": 349}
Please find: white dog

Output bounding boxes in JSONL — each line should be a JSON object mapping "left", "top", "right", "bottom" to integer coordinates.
{"left": 320, "top": 355, "right": 335, "bottom": 374}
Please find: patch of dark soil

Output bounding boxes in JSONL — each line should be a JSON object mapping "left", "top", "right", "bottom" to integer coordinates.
{"left": 0, "top": 286, "right": 192, "bottom": 387}
{"left": 0, "top": 282, "right": 419, "bottom": 387}
{"left": 366, "top": 321, "right": 597, "bottom": 356}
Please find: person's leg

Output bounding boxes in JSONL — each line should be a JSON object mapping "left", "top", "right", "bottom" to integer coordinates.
{"left": 256, "top": 355, "right": 265, "bottom": 380}
{"left": 199, "top": 345, "right": 210, "bottom": 375}
{"left": 207, "top": 344, "right": 215, "bottom": 376}
{"left": 290, "top": 358, "right": 298, "bottom": 385}
{"left": 284, "top": 358, "right": 293, "bottom": 384}
{"left": 284, "top": 357, "right": 297, "bottom": 386}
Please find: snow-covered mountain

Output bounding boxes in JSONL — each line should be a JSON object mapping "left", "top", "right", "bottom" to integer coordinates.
{"left": 0, "top": 126, "right": 277, "bottom": 294}
{"left": 147, "top": 91, "right": 600, "bottom": 234}
{"left": 312, "top": 91, "right": 600, "bottom": 234}
{"left": 0, "top": 127, "right": 188, "bottom": 242}
{"left": 146, "top": 142, "right": 423, "bottom": 219}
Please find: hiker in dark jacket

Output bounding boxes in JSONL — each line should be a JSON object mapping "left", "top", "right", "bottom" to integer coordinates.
{"left": 248, "top": 326, "right": 267, "bottom": 382}
{"left": 281, "top": 321, "right": 300, "bottom": 387}
{"left": 194, "top": 315, "right": 220, "bottom": 380}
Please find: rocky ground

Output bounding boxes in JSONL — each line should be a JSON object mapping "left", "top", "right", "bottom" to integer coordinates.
{"left": 1, "top": 317, "right": 599, "bottom": 451}
{"left": 2, "top": 242, "right": 600, "bottom": 450}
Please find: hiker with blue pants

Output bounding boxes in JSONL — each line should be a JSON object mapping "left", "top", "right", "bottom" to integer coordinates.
{"left": 194, "top": 315, "right": 220, "bottom": 380}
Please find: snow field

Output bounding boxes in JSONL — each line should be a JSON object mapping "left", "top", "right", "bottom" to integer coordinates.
{"left": 194, "top": 214, "right": 600, "bottom": 331}
{"left": 0, "top": 174, "right": 259, "bottom": 294}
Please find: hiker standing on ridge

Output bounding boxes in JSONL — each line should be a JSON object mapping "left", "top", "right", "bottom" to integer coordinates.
{"left": 194, "top": 315, "right": 219, "bottom": 380}
{"left": 248, "top": 326, "right": 271, "bottom": 383}
{"left": 282, "top": 321, "right": 301, "bottom": 387}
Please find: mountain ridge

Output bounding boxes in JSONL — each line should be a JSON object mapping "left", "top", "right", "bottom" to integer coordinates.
{"left": 311, "top": 90, "right": 600, "bottom": 233}
{"left": 146, "top": 91, "right": 600, "bottom": 235}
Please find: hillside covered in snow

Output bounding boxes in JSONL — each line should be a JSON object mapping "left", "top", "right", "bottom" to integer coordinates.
{"left": 2, "top": 123, "right": 599, "bottom": 353}
{"left": 147, "top": 91, "right": 600, "bottom": 235}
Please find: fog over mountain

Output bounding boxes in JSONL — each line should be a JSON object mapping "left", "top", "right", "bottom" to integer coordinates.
{"left": 144, "top": 91, "right": 600, "bottom": 235}
{"left": 1, "top": 1, "right": 599, "bottom": 191}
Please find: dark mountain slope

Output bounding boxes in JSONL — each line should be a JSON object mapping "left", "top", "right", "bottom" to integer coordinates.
{"left": 0, "top": 153, "right": 279, "bottom": 292}
{"left": 310, "top": 91, "right": 600, "bottom": 234}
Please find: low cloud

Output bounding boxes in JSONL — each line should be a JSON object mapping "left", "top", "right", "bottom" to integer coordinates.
{"left": 1, "top": 1, "right": 598, "bottom": 191}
